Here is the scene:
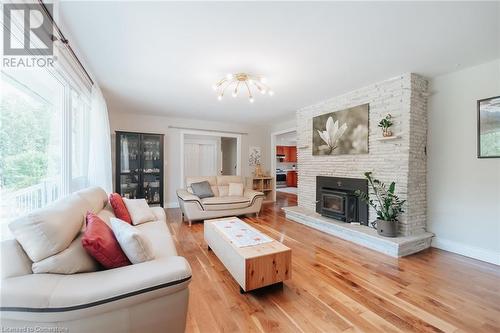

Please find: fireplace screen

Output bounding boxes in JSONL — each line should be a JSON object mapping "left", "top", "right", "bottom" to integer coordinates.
{"left": 322, "top": 193, "right": 345, "bottom": 214}
{"left": 316, "top": 176, "right": 368, "bottom": 225}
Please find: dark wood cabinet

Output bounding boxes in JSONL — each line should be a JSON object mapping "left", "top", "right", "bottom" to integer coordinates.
{"left": 286, "top": 171, "right": 297, "bottom": 187}
{"left": 288, "top": 146, "right": 297, "bottom": 162}
{"left": 115, "top": 131, "right": 164, "bottom": 206}
{"left": 276, "top": 146, "right": 285, "bottom": 156}
{"left": 276, "top": 145, "right": 297, "bottom": 162}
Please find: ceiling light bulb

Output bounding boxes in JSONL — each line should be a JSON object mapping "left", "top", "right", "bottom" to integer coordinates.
{"left": 232, "top": 91, "right": 237, "bottom": 98}
{"left": 226, "top": 73, "right": 233, "bottom": 80}
{"left": 268, "top": 90, "right": 275, "bottom": 96}
{"left": 249, "top": 97, "right": 254, "bottom": 103}
{"left": 217, "top": 95, "right": 223, "bottom": 101}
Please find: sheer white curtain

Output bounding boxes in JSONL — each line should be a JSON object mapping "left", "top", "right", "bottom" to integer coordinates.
{"left": 87, "top": 85, "right": 113, "bottom": 193}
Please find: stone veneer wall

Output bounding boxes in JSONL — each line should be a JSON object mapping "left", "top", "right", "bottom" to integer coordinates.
{"left": 296, "top": 73, "right": 428, "bottom": 236}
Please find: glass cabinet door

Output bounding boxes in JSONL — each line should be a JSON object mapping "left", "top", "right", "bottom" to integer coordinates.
{"left": 119, "top": 174, "right": 140, "bottom": 199}
{"left": 119, "top": 133, "right": 140, "bottom": 198}
{"left": 141, "top": 134, "right": 161, "bottom": 204}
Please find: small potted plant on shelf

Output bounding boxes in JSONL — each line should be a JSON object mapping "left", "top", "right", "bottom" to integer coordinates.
{"left": 378, "top": 114, "right": 393, "bottom": 137}
{"left": 355, "top": 172, "right": 405, "bottom": 237}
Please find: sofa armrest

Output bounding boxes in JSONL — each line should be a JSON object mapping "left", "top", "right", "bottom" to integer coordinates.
{"left": 0, "top": 256, "right": 191, "bottom": 313}
{"left": 150, "top": 206, "right": 166, "bottom": 222}
{"left": 244, "top": 189, "right": 265, "bottom": 202}
{"left": 176, "top": 189, "right": 201, "bottom": 203}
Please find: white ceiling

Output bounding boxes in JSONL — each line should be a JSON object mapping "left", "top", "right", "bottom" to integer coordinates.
{"left": 59, "top": 1, "right": 499, "bottom": 123}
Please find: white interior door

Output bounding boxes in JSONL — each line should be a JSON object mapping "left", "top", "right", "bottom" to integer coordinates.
{"left": 184, "top": 142, "right": 217, "bottom": 177}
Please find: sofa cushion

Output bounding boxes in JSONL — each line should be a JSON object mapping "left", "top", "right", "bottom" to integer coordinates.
{"left": 8, "top": 194, "right": 87, "bottom": 262}
{"left": 123, "top": 198, "right": 156, "bottom": 225}
{"left": 186, "top": 176, "right": 217, "bottom": 187}
{"left": 82, "top": 212, "right": 130, "bottom": 269}
{"left": 1, "top": 239, "right": 32, "bottom": 279}
{"left": 216, "top": 176, "right": 243, "bottom": 186}
{"left": 136, "top": 219, "right": 177, "bottom": 258}
{"left": 32, "top": 233, "right": 100, "bottom": 274}
{"left": 96, "top": 203, "right": 116, "bottom": 226}
{"left": 110, "top": 218, "right": 154, "bottom": 264}
{"left": 218, "top": 186, "right": 229, "bottom": 197}
{"left": 228, "top": 182, "right": 244, "bottom": 196}
{"left": 109, "top": 193, "right": 132, "bottom": 224}
{"left": 190, "top": 181, "right": 215, "bottom": 199}
{"left": 201, "top": 196, "right": 251, "bottom": 211}
{"left": 77, "top": 187, "right": 108, "bottom": 213}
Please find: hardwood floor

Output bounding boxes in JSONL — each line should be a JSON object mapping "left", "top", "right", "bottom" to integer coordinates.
{"left": 167, "top": 192, "right": 500, "bottom": 333}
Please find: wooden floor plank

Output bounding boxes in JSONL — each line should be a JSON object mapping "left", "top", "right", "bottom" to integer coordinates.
{"left": 166, "top": 192, "right": 500, "bottom": 333}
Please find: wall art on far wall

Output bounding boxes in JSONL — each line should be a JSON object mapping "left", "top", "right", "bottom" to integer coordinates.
{"left": 478, "top": 95, "right": 500, "bottom": 158}
{"left": 249, "top": 146, "right": 262, "bottom": 166}
{"left": 312, "top": 103, "right": 369, "bottom": 155}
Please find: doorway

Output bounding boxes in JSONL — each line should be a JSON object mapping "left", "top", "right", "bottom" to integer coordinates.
{"left": 180, "top": 130, "right": 241, "bottom": 186}
{"left": 270, "top": 128, "right": 298, "bottom": 202}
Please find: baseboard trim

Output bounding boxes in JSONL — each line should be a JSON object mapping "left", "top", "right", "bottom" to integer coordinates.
{"left": 165, "top": 202, "right": 179, "bottom": 208}
{"left": 431, "top": 238, "right": 500, "bottom": 265}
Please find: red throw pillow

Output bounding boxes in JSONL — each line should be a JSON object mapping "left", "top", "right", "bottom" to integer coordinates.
{"left": 82, "top": 212, "right": 131, "bottom": 269}
{"left": 109, "top": 193, "right": 132, "bottom": 224}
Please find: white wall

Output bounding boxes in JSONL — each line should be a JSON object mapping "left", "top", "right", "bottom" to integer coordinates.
{"left": 428, "top": 59, "right": 500, "bottom": 265}
{"left": 270, "top": 118, "right": 296, "bottom": 134}
{"left": 108, "top": 112, "right": 270, "bottom": 207}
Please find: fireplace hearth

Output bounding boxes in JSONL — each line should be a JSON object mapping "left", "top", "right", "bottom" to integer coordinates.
{"left": 316, "top": 176, "right": 368, "bottom": 225}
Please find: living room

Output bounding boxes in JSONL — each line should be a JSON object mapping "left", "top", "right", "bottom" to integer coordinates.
{"left": 1, "top": 1, "right": 499, "bottom": 332}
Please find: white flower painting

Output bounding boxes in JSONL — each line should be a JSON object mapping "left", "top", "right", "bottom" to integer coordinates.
{"left": 312, "top": 104, "right": 369, "bottom": 155}
{"left": 248, "top": 146, "right": 261, "bottom": 166}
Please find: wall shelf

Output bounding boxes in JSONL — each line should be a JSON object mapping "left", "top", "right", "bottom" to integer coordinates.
{"left": 374, "top": 133, "right": 403, "bottom": 141}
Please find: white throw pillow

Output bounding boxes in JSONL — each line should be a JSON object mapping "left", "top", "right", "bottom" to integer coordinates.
{"left": 110, "top": 218, "right": 154, "bottom": 264}
{"left": 228, "top": 183, "right": 244, "bottom": 197}
{"left": 123, "top": 198, "right": 156, "bottom": 225}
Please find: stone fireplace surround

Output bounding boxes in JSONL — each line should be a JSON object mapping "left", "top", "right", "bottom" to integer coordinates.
{"left": 283, "top": 73, "right": 434, "bottom": 257}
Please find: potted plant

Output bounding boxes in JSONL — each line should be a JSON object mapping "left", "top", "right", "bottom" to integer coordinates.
{"left": 378, "top": 114, "right": 393, "bottom": 137}
{"left": 355, "top": 172, "right": 405, "bottom": 237}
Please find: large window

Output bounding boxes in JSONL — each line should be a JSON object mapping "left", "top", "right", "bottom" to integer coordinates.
{"left": 0, "top": 1, "right": 102, "bottom": 239}
{"left": 0, "top": 67, "right": 91, "bottom": 228}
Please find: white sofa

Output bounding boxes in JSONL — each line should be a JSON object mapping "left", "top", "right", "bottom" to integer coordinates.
{"left": 176, "top": 176, "right": 265, "bottom": 225}
{"left": 0, "top": 187, "right": 192, "bottom": 333}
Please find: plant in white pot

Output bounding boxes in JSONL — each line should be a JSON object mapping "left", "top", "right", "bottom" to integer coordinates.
{"left": 355, "top": 172, "right": 405, "bottom": 237}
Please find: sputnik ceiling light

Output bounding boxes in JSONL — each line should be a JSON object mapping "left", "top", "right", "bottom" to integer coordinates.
{"left": 212, "top": 73, "right": 274, "bottom": 103}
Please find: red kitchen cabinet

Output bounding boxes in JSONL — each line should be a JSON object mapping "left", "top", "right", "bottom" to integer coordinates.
{"left": 276, "top": 146, "right": 285, "bottom": 156}
{"left": 287, "top": 171, "right": 297, "bottom": 187}
{"left": 288, "top": 146, "right": 297, "bottom": 162}
{"left": 278, "top": 146, "right": 297, "bottom": 162}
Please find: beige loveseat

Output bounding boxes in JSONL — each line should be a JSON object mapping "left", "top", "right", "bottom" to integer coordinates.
{"left": 0, "top": 187, "right": 192, "bottom": 333}
{"left": 176, "top": 176, "right": 265, "bottom": 225}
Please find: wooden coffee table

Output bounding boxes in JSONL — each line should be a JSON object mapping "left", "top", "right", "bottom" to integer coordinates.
{"left": 204, "top": 217, "right": 291, "bottom": 293}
